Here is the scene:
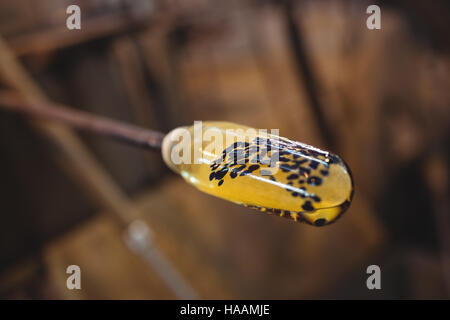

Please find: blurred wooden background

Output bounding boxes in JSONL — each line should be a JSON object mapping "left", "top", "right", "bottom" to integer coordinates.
{"left": 0, "top": 0, "right": 448, "bottom": 299}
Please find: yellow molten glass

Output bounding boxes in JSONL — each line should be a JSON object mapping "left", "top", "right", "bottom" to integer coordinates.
{"left": 162, "top": 122, "right": 354, "bottom": 226}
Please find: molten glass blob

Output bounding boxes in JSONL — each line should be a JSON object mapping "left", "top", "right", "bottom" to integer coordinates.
{"left": 162, "top": 122, "right": 354, "bottom": 226}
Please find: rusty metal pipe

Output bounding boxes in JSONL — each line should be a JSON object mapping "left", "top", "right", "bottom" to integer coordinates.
{"left": 0, "top": 90, "right": 165, "bottom": 150}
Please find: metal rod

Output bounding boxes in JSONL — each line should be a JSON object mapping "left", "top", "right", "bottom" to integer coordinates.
{"left": 0, "top": 91, "right": 165, "bottom": 151}
{"left": 125, "top": 220, "right": 199, "bottom": 299}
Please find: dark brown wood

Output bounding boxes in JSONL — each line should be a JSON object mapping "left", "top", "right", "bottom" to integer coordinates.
{"left": 282, "top": 0, "right": 336, "bottom": 150}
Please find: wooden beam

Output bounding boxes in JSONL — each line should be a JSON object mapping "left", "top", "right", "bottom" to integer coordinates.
{"left": 0, "top": 35, "right": 197, "bottom": 299}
